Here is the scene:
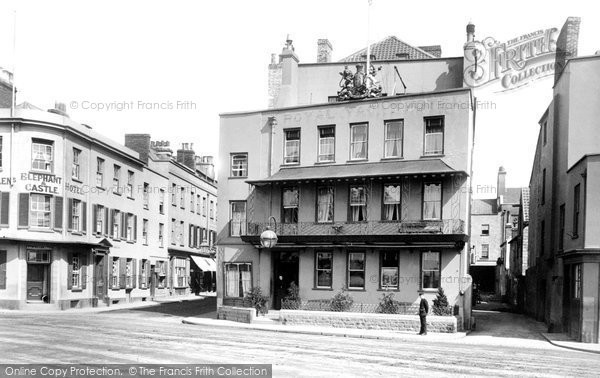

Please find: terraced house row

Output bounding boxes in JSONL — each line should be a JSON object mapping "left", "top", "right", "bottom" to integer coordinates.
{"left": 0, "top": 83, "right": 217, "bottom": 310}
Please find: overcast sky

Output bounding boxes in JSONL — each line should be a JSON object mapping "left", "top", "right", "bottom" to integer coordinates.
{"left": 1, "top": 0, "right": 598, "bottom": 197}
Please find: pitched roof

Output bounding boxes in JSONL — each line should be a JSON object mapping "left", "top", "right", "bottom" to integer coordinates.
{"left": 246, "top": 159, "right": 463, "bottom": 185}
{"left": 340, "top": 36, "right": 436, "bottom": 62}
{"left": 472, "top": 199, "right": 497, "bottom": 215}
{"left": 521, "top": 187, "right": 530, "bottom": 223}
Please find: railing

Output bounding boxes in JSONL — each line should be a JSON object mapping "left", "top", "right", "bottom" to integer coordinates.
{"left": 281, "top": 299, "right": 454, "bottom": 315}
{"left": 244, "top": 219, "right": 465, "bottom": 237}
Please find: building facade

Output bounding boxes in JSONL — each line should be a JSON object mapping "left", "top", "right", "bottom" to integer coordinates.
{"left": 0, "top": 89, "right": 217, "bottom": 309}
{"left": 218, "top": 34, "right": 475, "bottom": 329}
{"left": 527, "top": 54, "right": 600, "bottom": 343}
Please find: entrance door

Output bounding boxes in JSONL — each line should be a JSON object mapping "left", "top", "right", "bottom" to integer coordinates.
{"left": 273, "top": 251, "right": 299, "bottom": 310}
{"left": 150, "top": 265, "right": 156, "bottom": 297}
{"left": 27, "top": 264, "right": 49, "bottom": 301}
{"left": 94, "top": 254, "right": 106, "bottom": 303}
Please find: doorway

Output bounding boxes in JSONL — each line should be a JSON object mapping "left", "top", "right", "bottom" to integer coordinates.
{"left": 94, "top": 254, "right": 107, "bottom": 304}
{"left": 27, "top": 264, "right": 49, "bottom": 302}
{"left": 272, "top": 251, "right": 299, "bottom": 310}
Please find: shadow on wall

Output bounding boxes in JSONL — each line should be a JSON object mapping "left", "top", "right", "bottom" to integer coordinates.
{"left": 434, "top": 60, "right": 464, "bottom": 92}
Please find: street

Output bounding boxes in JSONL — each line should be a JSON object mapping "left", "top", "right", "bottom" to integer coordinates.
{"left": 0, "top": 298, "right": 598, "bottom": 377}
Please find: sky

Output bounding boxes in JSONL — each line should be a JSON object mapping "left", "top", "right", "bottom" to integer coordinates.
{"left": 1, "top": 0, "right": 599, "bottom": 198}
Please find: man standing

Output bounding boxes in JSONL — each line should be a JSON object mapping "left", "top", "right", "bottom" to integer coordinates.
{"left": 418, "top": 291, "right": 429, "bottom": 335}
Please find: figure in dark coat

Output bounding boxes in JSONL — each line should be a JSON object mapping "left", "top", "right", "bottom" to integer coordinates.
{"left": 418, "top": 292, "right": 429, "bottom": 335}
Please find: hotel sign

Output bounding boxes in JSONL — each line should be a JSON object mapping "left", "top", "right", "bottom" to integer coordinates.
{"left": 464, "top": 27, "right": 559, "bottom": 92}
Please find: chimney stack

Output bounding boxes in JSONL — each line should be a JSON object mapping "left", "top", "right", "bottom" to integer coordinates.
{"left": 176, "top": 143, "right": 196, "bottom": 170}
{"left": 196, "top": 155, "right": 215, "bottom": 180}
{"left": 125, "top": 134, "right": 151, "bottom": 163}
{"left": 466, "top": 22, "right": 475, "bottom": 43}
{"left": 497, "top": 166, "right": 507, "bottom": 200}
{"left": 48, "top": 101, "right": 69, "bottom": 117}
{"left": 150, "top": 140, "right": 173, "bottom": 160}
{"left": 317, "top": 39, "right": 333, "bottom": 63}
{"left": 276, "top": 35, "right": 299, "bottom": 108}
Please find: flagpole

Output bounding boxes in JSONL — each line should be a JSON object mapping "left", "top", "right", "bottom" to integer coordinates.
{"left": 366, "top": 0, "right": 372, "bottom": 74}
{"left": 10, "top": 10, "right": 16, "bottom": 117}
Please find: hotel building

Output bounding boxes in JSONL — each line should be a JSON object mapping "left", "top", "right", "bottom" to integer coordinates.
{"left": 218, "top": 32, "right": 476, "bottom": 328}
{"left": 0, "top": 78, "right": 217, "bottom": 309}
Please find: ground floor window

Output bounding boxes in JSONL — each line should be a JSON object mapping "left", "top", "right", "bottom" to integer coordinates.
{"left": 347, "top": 252, "right": 365, "bottom": 290}
{"left": 225, "top": 262, "right": 252, "bottom": 298}
{"left": 174, "top": 258, "right": 187, "bottom": 288}
{"left": 140, "top": 259, "right": 148, "bottom": 289}
{"left": 421, "top": 251, "right": 441, "bottom": 289}
{"left": 111, "top": 257, "right": 119, "bottom": 288}
{"left": 380, "top": 251, "right": 399, "bottom": 290}
{"left": 71, "top": 254, "right": 81, "bottom": 288}
{"left": 156, "top": 260, "right": 167, "bottom": 288}
{"left": 315, "top": 251, "right": 333, "bottom": 289}
{"left": 125, "top": 258, "right": 134, "bottom": 288}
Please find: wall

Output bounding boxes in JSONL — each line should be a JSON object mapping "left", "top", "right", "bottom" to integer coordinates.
{"left": 295, "top": 58, "right": 464, "bottom": 106}
{"left": 280, "top": 310, "right": 458, "bottom": 333}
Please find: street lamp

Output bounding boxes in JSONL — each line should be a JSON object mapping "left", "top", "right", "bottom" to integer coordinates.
{"left": 260, "top": 216, "right": 278, "bottom": 248}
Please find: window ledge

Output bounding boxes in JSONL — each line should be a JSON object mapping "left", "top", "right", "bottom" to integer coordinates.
{"left": 143, "top": 205, "right": 149, "bottom": 210}
{"left": 126, "top": 240, "right": 135, "bottom": 244}
{"left": 347, "top": 288, "right": 366, "bottom": 292}
{"left": 421, "top": 288, "right": 439, "bottom": 292}
{"left": 377, "top": 288, "right": 401, "bottom": 292}
{"left": 380, "top": 157, "right": 404, "bottom": 161}
{"left": 71, "top": 178, "right": 83, "bottom": 184}
{"left": 29, "top": 170, "right": 55, "bottom": 176}
{"left": 312, "top": 287, "right": 333, "bottom": 291}
{"left": 420, "top": 154, "right": 445, "bottom": 159}
{"left": 127, "top": 196, "right": 135, "bottom": 201}
{"left": 71, "top": 288, "right": 83, "bottom": 292}
{"left": 28, "top": 228, "right": 54, "bottom": 233}
{"left": 228, "top": 176, "right": 248, "bottom": 180}
{"left": 346, "top": 159, "right": 368, "bottom": 163}
{"left": 70, "top": 231, "right": 84, "bottom": 236}
{"left": 314, "top": 161, "right": 336, "bottom": 165}
{"left": 96, "top": 186, "right": 106, "bottom": 191}
{"left": 113, "top": 192, "right": 122, "bottom": 197}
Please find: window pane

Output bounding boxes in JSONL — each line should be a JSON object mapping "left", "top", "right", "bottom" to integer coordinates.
{"left": 317, "top": 187, "right": 334, "bottom": 223}
{"left": 384, "top": 185, "right": 401, "bottom": 204}
{"left": 349, "top": 253, "right": 364, "bottom": 270}
{"left": 349, "top": 271, "right": 365, "bottom": 288}
{"left": 317, "top": 252, "right": 332, "bottom": 269}
{"left": 317, "top": 270, "right": 332, "bottom": 287}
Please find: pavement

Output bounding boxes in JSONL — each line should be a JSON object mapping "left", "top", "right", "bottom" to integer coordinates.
{"left": 181, "top": 299, "right": 600, "bottom": 353}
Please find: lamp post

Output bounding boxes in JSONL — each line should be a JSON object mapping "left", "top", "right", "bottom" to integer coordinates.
{"left": 260, "top": 216, "right": 278, "bottom": 249}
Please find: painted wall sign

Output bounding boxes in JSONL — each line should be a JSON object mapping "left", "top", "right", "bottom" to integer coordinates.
{"left": 21, "top": 172, "right": 62, "bottom": 194}
{"left": 464, "top": 27, "right": 559, "bottom": 92}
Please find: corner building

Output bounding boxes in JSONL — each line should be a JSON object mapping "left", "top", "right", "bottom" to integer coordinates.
{"left": 0, "top": 102, "right": 217, "bottom": 309}
{"left": 218, "top": 35, "right": 475, "bottom": 329}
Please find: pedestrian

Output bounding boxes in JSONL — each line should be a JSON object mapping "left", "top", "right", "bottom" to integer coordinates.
{"left": 418, "top": 291, "right": 429, "bottom": 335}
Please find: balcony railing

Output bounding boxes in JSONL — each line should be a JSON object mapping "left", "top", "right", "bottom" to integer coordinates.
{"left": 243, "top": 219, "right": 465, "bottom": 237}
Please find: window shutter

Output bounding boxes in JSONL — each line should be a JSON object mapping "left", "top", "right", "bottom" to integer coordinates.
{"left": 189, "top": 224, "right": 193, "bottom": 247}
{"left": 67, "top": 253, "right": 73, "bottom": 290}
{"left": 81, "top": 253, "right": 87, "bottom": 290}
{"left": 119, "top": 257, "right": 127, "bottom": 289}
{"left": 121, "top": 212, "right": 126, "bottom": 241}
{"left": 0, "top": 250, "right": 6, "bottom": 290}
{"left": 186, "top": 259, "right": 191, "bottom": 287}
{"left": 138, "top": 259, "right": 143, "bottom": 288}
{"left": 133, "top": 215, "right": 137, "bottom": 242}
{"left": 194, "top": 226, "right": 198, "bottom": 248}
{"left": 18, "top": 193, "right": 29, "bottom": 228}
{"left": 67, "top": 198, "right": 73, "bottom": 231}
{"left": 54, "top": 196, "right": 63, "bottom": 231}
{"left": 146, "top": 260, "right": 151, "bottom": 287}
{"left": 104, "top": 208, "right": 110, "bottom": 236}
{"left": 132, "top": 258, "right": 137, "bottom": 289}
{"left": 92, "top": 205, "right": 98, "bottom": 234}
{"left": 0, "top": 192, "right": 9, "bottom": 226}
{"left": 169, "top": 258, "right": 174, "bottom": 289}
{"left": 82, "top": 202, "right": 87, "bottom": 234}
